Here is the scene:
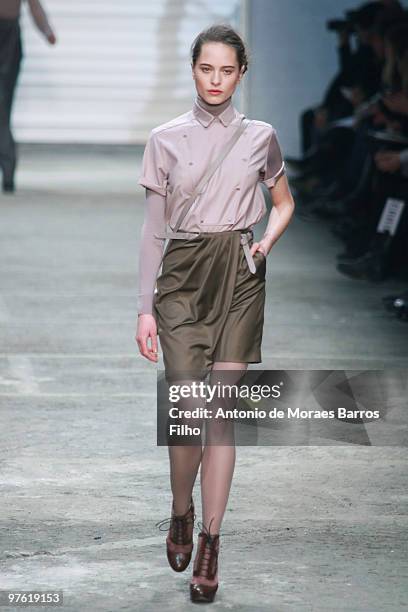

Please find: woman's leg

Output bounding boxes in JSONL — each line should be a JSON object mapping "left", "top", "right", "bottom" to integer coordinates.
{"left": 168, "top": 445, "right": 202, "bottom": 515}
{"left": 200, "top": 361, "right": 247, "bottom": 534}
{"left": 0, "top": 23, "right": 22, "bottom": 190}
{"left": 167, "top": 378, "right": 204, "bottom": 515}
{"left": 190, "top": 362, "right": 247, "bottom": 593}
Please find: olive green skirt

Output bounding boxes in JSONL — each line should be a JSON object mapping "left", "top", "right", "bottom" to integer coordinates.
{"left": 153, "top": 229, "right": 266, "bottom": 381}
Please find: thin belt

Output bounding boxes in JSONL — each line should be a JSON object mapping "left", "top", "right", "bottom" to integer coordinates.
{"left": 158, "top": 228, "right": 256, "bottom": 274}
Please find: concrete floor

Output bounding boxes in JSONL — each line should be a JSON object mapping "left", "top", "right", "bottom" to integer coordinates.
{"left": 0, "top": 145, "right": 407, "bottom": 611}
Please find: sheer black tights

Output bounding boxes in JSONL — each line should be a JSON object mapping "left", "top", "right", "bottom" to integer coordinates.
{"left": 167, "top": 362, "right": 247, "bottom": 533}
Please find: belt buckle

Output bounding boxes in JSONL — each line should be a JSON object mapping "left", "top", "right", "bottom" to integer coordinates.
{"left": 240, "top": 231, "right": 256, "bottom": 274}
{"left": 240, "top": 232, "right": 249, "bottom": 246}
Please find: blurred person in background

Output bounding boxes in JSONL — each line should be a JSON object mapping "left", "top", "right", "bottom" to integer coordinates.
{"left": 285, "top": 1, "right": 408, "bottom": 319}
{"left": 293, "top": 1, "right": 391, "bottom": 160}
{"left": 288, "top": 0, "right": 405, "bottom": 187}
{"left": 288, "top": 2, "right": 408, "bottom": 208}
{"left": 0, "top": 0, "right": 56, "bottom": 193}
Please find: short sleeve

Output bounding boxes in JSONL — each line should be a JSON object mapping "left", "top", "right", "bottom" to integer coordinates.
{"left": 138, "top": 131, "right": 168, "bottom": 196}
{"left": 261, "top": 127, "right": 286, "bottom": 188}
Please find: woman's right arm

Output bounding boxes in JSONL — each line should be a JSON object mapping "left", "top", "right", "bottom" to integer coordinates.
{"left": 136, "top": 188, "right": 166, "bottom": 362}
{"left": 136, "top": 130, "right": 168, "bottom": 362}
{"left": 137, "top": 188, "right": 166, "bottom": 315}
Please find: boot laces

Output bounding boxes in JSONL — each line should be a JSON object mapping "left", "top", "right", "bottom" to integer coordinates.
{"left": 155, "top": 502, "right": 195, "bottom": 544}
{"left": 195, "top": 517, "right": 219, "bottom": 578}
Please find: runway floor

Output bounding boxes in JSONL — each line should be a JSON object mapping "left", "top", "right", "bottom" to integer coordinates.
{"left": 0, "top": 146, "right": 407, "bottom": 611}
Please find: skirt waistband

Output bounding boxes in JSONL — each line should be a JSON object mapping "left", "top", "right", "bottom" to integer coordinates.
{"left": 157, "top": 228, "right": 256, "bottom": 273}
{"left": 157, "top": 228, "right": 253, "bottom": 238}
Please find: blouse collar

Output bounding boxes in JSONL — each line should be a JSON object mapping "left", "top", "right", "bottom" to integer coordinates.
{"left": 192, "top": 95, "right": 236, "bottom": 128}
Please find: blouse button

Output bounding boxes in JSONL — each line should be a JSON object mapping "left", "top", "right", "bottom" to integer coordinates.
{"left": 189, "top": 162, "right": 193, "bottom": 165}
{"left": 236, "top": 186, "right": 241, "bottom": 190}
{"left": 242, "top": 158, "right": 247, "bottom": 162}
{"left": 183, "top": 134, "right": 187, "bottom": 138}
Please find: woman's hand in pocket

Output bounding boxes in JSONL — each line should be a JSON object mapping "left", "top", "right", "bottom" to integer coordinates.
{"left": 136, "top": 314, "right": 159, "bottom": 362}
{"left": 250, "top": 241, "right": 268, "bottom": 257}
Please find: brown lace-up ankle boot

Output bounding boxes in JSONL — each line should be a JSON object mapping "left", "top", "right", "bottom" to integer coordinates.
{"left": 155, "top": 497, "right": 195, "bottom": 572}
{"left": 190, "top": 518, "right": 220, "bottom": 603}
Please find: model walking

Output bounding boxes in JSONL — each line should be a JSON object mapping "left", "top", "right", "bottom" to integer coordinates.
{"left": 0, "top": 0, "right": 56, "bottom": 192}
{"left": 136, "top": 24, "right": 295, "bottom": 603}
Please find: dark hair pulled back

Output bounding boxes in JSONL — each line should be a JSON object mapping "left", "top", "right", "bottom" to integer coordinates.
{"left": 190, "top": 23, "right": 249, "bottom": 74}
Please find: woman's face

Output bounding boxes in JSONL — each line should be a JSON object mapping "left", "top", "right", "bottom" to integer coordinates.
{"left": 192, "top": 42, "right": 244, "bottom": 104}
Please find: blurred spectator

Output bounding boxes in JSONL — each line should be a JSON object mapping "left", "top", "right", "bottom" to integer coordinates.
{"left": 0, "top": 0, "right": 56, "bottom": 193}
{"left": 296, "top": 1, "right": 392, "bottom": 156}
{"left": 286, "top": 1, "right": 408, "bottom": 321}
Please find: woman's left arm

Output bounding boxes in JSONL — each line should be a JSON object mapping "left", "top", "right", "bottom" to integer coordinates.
{"left": 250, "top": 173, "right": 295, "bottom": 257}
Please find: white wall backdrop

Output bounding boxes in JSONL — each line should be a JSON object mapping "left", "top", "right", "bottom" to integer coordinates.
{"left": 13, "top": 0, "right": 242, "bottom": 144}
{"left": 13, "top": 0, "right": 408, "bottom": 148}
{"left": 247, "top": 0, "right": 408, "bottom": 155}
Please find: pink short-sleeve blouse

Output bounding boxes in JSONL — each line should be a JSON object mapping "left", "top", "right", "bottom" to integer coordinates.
{"left": 138, "top": 97, "right": 285, "bottom": 233}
